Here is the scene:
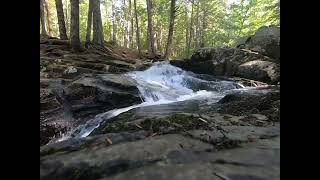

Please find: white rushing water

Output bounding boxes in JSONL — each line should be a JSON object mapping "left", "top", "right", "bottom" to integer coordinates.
{"left": 55, "top": 61, "right": 242, "bottom": 142}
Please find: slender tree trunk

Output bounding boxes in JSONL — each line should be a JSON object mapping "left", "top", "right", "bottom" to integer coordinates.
{"left": 86, "top": 0, "right": 93, "bottom": 42}
{"left": 187, "top": 1, "right": 194, "bottom": 57}
{"left": 123, "top": 0, "right": 129, "bottom": 48}
{"left": 159, "top": 24, "right": 163, "bottom": 54}
{"left": 40, "top": 0, "right": 47, "bottom": 36}
{"left": 129, "top": 0, "right": 134, "bottom": 48}
{"left": 156, "top": 24, "right": 162, "bottom": 54}
{"left": 200, "top": 9, "right": 206, "bottom": 47}
{"left": 44, "top": 0, "right": 52, "bottom": 36}
{"left": 154, "top": 20, "right": 157, "bottom": 51}
{"left": 92, "top": 0, "right": 104, "bottom": 45}
{"left": 55, "top": 0, "right": 68, "bottom": 39}
{"left": 164, "top": 0, "right": 176, "bottom": 59}
{"left": 109, "top": 24, "right": 112, "bottom": 41}
{"left": 146, "top": 0, "right": 156, "bottom": 58}
{"left": 185, "top": 5, "right": 188, "bottom": 57}
{"left": 112, "top": 0, "right": 117, "bottom": 42}
{"left": 70, "top": 0, "right": 81, "bottom": 51}
{"left": 133, "top": 0, "right": 141, "bottom": 56}
{"left": 64, "top": 0, "right": 70, "bottom": 34}
{"left": 195, "top": 1, "right": 200, "bottom": 48}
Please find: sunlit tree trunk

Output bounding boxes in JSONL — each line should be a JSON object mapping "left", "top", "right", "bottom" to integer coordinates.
{"left": 156, "top": 24, "right": 162, "bottom": 54}
{"left": 40, "top": 0, "right": 48, "bottom": 36}
{"left": 123, "top": 0, "right": 129, "bottom": 48}
{"left": 112, "top": 0, "right": 117, "bottom": 42}
{"left": 134, "top": 0, "right": 141, "bottom": 56}
{"left": 129, "top": 0, "right": 134, "bottom": 48}
{"left": 44, "top": 0, "right": 52, "bottom": 36}
{"left": 64, "top": 0, "right": 70, "bottom": 35}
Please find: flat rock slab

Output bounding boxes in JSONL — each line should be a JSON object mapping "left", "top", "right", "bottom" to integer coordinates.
{"left": 40, "top": 134, "right": 279, "bottom": 180}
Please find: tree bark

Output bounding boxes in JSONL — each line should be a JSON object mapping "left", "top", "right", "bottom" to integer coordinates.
{"left": 195, "top": 1, "right": 200, "bottom": 48}
{"left": 44, "top": 0, "right": 52, "bottom": 36}
{"left": 146, "top": 0, "right": 156, "bottom": 58}
{"left": 112, "top": 0, "right": 117, "bottom": 42}
{"left": 55, "top": 0, "right": 68, "bottom": 39}
{"left": 86, "top": 0, "right": 93, "bottom": 42}
{"left": 156, "top": 24, "right": 162, "bottom": 54}
{"left": 129, "top": 0, "right": 134, "bottom": 48}
{"left": 64, "top": 0, "right": 70, "bottom": 34}
{"left": 185, "top": 5, "right": 188, "bottom": 57}
{"left": 187, "top": 1, "right": 194, "bottom": 57}
{"left": 70, "top": 0, "right": 81, "bottom": 51}
{"left": 133, "top": 0, "right": 141, "bottom": 56}
{"left": 40, "top": 0, "right": 48, "bottom": 36}
{"left": 200, "top": 6, "right": 206, "bottom": 48}
{"left": 164, "top": 0, "right": 176, "bottom": 59}
{"left": 123, "top": 0, "right": 128, "bottom": 48}
{"left": 92, "top": 0, "right": 104, "bottom": 45}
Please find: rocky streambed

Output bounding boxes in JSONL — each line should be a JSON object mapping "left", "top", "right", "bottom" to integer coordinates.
{"left": 40, "top": 26, "right": 280, "bottom": 180}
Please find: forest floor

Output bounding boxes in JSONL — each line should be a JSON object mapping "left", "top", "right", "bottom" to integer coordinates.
{"left": 40, "top": 36, "right": 159, "bottom": 82}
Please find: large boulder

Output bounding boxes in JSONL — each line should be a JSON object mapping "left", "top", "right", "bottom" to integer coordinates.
{"left": 170, "top": 47, "right": 279, "bottom": 84}
{"left": 40, "top": 74, "right": 142, "bottom": 146}
{"left": 170, "top": 26, "right": 280, "bottom": 84}
{"left": 65, "top": 74, "right": 142, "bottom": 120}
{"left": 237, "top": 26, "right": 280, "bottom": 61}
{"left": 236, "top": 60, "right": 280, "bottom": 84}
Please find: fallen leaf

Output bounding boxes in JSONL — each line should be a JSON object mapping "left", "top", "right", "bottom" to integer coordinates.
{"left": 106, "top": 137, "right": 113, "bottom": 145}
{"left": 134, "top": 123, "right": 143, "bottom": 129}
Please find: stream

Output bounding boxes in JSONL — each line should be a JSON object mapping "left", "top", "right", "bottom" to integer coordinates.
{"left": 55, "top": 61, "right": 246, "bottom": 143}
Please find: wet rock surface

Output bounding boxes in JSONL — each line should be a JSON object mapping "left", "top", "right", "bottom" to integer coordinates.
{"left": 40, "top": 74, "right": 142, "bottom": 146}
{"left": 40, "top": 29, "right": 280, "bottom": 179}
{"left": 40, "top": 87, "right": 280, "bottom": 180}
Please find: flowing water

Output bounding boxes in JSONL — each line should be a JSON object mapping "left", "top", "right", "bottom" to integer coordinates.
{"left": 54, "top": 61, "right": 244, "bottom": 143}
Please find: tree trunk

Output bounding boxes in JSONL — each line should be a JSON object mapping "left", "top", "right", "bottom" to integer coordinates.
{"left": 44, "top": 0, "right": 52, "bottom": 36}
{"left": 159, "top": 24, "right": 163, "bottom": 54}
{"left": 133, "top": 0, "right": 141, "bottom": 56}
{"left": 185, "top": 5, "right": 188, "bottom": 56}
{"left": 64, "top": 0, "right": 70, "bottom": 34}
{"left": 55, "top": 0, "right": 68, "bottom": 39}
{"left": 146, "top": 0, "right": 156, "bottom": 58}
{"left": 156, "top": 24, "right": 162, "bottom": 54}
{"left": 187, "top": 1, "right": 194, "bottom": 57}
{"left": 70, "top": 0, "right": 81, "bottom": 51}
{"left": 164, "top": 0, "right": 176, "bottom": 59}
{"left": 195, "top": 1, "right": 200, "bottom": 48}
{"left": 123, "top": 0, "right": 128, "bottom": 48}
{"left": 112, "top": 0, "right": 117, "bottom": 42}
{"left": 200, "top": 6, "right": 206, "bottom": 48}
{"left": 86, "top": 0, "right": 93, "bottom": 42}
{"left": 92, "top": 0, "right": 104, "bottom": 45}
{"left": 129, "top": 0, "right": 134, "bottom": 48}
{"left": 40, "top": 0, "right": 47, "bottom": 36}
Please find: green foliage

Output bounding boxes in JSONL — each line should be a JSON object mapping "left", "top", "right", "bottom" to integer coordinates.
{"left": 43, "top": 0, "right": 279, "bottom": 58}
